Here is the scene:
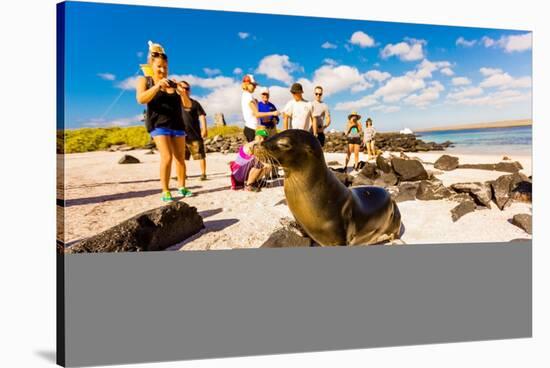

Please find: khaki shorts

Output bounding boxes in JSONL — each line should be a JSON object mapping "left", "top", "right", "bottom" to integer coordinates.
{"left": 184, "top": 139, "right": 206, "bottom": 160}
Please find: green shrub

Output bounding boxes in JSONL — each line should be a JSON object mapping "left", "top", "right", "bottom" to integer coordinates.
{"left": 60, "top": 125, "right": 244, "bottom": 153}
{"left": 61, "top": 126, "right": 150, "bottom": 153}
{"left": 207, "top": 125, "right": 242, "bottom": 138}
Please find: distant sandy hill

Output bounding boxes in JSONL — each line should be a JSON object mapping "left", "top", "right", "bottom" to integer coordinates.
{"left": 416, "top": 119, "right": 532, "bottom": 133}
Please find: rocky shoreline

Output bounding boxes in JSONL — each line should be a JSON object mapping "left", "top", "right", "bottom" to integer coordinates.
{"left": 107, "top": 131, "right": 453, "bottom": 155}
{"left": 328, "top": 153, "right": 531, "bottom": 225}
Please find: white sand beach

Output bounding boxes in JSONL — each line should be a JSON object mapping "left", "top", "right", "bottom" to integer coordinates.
{"left": 61, "top": 149, "right": 532, "bottom": 250}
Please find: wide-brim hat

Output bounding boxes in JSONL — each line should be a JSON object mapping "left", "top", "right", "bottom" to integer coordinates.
{"left": 290, "top": 83, "right": 304, "bottom": 94}
{"left": 348, "top": 111, "right": 361, "bottom": 120}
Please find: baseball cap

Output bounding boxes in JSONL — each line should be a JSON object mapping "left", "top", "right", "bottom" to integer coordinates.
{"left": 260, "top": 87, "right": 270, "bottom": 95}
{"left": 255, "top": 129, "right": 269, "bottom": 138}
{"left": 242, "top": 74, "right": 257, "bottom": 85}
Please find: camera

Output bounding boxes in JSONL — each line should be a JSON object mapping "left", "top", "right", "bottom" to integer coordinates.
{"left": 167, "top": 80, "right": 178, "bottom": 88}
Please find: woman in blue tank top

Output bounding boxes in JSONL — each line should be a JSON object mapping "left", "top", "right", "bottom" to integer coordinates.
{"left": 136, "top": 42, "right": 193, "bottom": 202}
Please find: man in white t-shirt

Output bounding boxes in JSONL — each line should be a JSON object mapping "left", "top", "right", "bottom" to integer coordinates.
{"left": 311, "top": 85, "right": 331, "bottom": 147}
{"left": 283, "top": 83, "right": 317, "bottom": 136}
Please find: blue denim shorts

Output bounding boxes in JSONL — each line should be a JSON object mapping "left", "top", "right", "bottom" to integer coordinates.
{"left": 150, "top": 127, "right": 186, "bottom": 138}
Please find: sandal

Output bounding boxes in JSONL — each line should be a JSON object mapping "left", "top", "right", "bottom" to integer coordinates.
{"left": 177, "top": 187, "right": 194, "bottom": 197}
{"left": 161, "top": 191, "right": 174, "bottom": 202}
{"left": 244, "top": 184, "right": 260, "bottom": 192}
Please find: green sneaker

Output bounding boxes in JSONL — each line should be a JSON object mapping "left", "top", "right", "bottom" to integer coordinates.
{"left": 161, "top": 191, "right": 174, "bottom": 202}
{"left": 178, "top": 187, "right": 194, "bottom": 197}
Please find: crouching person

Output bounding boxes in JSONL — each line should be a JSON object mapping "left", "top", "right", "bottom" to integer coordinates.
{"left": 230, "top": 130, "right": 271, "bottom": 192}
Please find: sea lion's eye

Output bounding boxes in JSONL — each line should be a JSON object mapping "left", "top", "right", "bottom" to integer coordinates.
{"left": 277, "top": 139, "right": 292, "bottom": 150}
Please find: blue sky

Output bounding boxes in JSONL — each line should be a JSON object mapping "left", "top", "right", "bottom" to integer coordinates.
{"left": 63, "top": 1, "right": 532, "bottom": 132}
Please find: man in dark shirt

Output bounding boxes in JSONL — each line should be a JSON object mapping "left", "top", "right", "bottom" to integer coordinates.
{"left": 177, "top": 81, "right": 208, "bottom": 180}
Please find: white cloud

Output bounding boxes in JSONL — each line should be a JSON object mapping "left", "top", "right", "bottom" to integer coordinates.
{"left": 349, "top": 31, "right": 376, "bottom": 48}
{"left": 452, "top": 77, "right": 472, "bottom": 86}
{"left": 194, "top": 82, "right": 244, "bottom": 122}
{"left": 407, "top": 59, "right": 451, "bottom": 80}
{"left": 370, "top": 105, "right": 401, "bottom": 113}
{"left": 170, "top": 74, "right": 235, "bottom": 89}
{"left": 321, "top": 41, "right": 337, "bottom": 49}
{"left": 381, "top": 40, "right": 424, "bottom": 61}
{"left": 365, "top": 70, "right": 391, "bottom": 82}
{"left": 374, "top": 75, "right": 426, "bottom": 103}
{"left": 456, "top": 37, "right": 477, "bottom": 47}
{"left": 404, "top": 81, "right": 445, "bottom": 108}
{"left": 479, "top": 72, "right": 532, "bottom": 90}
{"left": 501, "top": 33, "right": 532, "bottom": 52}
{"left": 440, "top": 67, "right": 454, "bottom": 76}
{"left": 481, "top": 33, "right": 532, "bottom": 53}
{"left": 117, "top": 76, "right": 140, "bottom": 90}
{"left": 238, "top": 32, "right": 250, "bottom": 39}
{"left": 256, "top": 54, "right": 301, "bottom": 85}
{"left": 82, "top": 114, "right": 143, "bottom": 128}
{"left": 98, "top": 73, "right": 116, "bottom": 81}
{"left": 334, "top": 94, "right": 379, "bottom": 111}
{"left": 323, "top": 58, "right": 338, "bottom": 66}
{"left": 481, "top": 36, "right": 496, "bottom": 47}
{"left": 203, "top": 68, "right": 221, "bottom": 77}
{"left": 480, "top": 67, "right": 503, "bottom": 76}
{"left": 449, "top": 89, "right": 531, "bottom": 108}
{"left": 233, "top": 67, "right": 243, "bottom": 75}
{"left": 447, "top": 87, "right": 484, "bottom": 100}
{"left": 308, "top": 64, "right": 373, "bottom": 96}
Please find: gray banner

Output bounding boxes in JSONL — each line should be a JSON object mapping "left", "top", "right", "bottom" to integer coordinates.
{"left": 60, "top": 241, "right": 531, "bottom": 367}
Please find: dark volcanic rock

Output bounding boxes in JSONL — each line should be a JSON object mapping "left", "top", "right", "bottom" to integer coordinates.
{"left": 449, "top": 192, "right": 473, "bottom": 203}
{"left": 416, "top": 180, "right": 453, "bottom": 200}
{"left": 351, "top": 174, "right": 375, "bottom": 187}
{"left": 451, "top": 200, "right": 476, "bottom": 222}
{"left": 118, "top": 154, "right": 140, "bottom": 164}
{"left": 260, "top": 228, "right": 312, "bottom": 248}
{"left": 511, "top": 214, "right": 532, "bottom": 234}
{"left": 511, "top": 181, "right": 532, "bottom": 202}
{"left": 374, "top": 171, "right": 398, "bottom": 187}
{"left": 458, "top": 163, "right": 496, "bottom": 170}
{"left": 394, "top": 182, "right": 421, "bottom": 202}
{"left": 66, "top": 202, "right": 204, "bottom": 253}
{"left": 458, "top": 161, "right": 523, "bottom": 173}
{"left": 451, "top": 182, "right": 493, "bottom": 208}
{"left": 376, "top": 155, "right": 393, "bottom": 173}
{"left": 495, "top": 161, "right": 523, "bottom": 173}
{"left": 391, "top": 158, "right": 428, "bottom": 181}
{"left": 330, "top": 169, "right": 353, "bottom": 187}
{"left": 358, "top": 162, "right": 379, "bottom": 179}
{"left": 492, "top": 172, "right": 531, "bottom": 210}
{"left": 434, "top": 154, "right": 459, "bottom": 171}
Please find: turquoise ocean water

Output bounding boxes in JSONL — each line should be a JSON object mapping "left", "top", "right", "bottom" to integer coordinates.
{"left": 416, "top": 125, "right": 532, "bottom": 155}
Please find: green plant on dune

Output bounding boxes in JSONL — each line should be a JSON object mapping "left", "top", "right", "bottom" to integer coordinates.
{"left": 61, "top": 126, "right": 151, "bottom": 153}
{"left": 206, "top": 125, "right": 242, "bottom": 138}
{"left": 60, "top": 125, "right": 245, "bottom": 153}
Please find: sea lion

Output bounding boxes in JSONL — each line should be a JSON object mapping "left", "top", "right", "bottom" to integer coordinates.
{"left": 255, "top": 129, "right": 402, "bottom": 246}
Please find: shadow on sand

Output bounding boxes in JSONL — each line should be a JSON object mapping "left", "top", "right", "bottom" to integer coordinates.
{"left": 168, "top": 218, "right": 240, "bottom": 250}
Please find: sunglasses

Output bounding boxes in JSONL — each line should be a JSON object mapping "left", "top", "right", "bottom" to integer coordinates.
{"left": 150, "top": 51, "right": 168, "bottom": 60}
{"left": 181, "top": 86, "right": 190, "bottom": 91}
{"left": 315, "top": 93, "right": 323, "bottom": 96}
